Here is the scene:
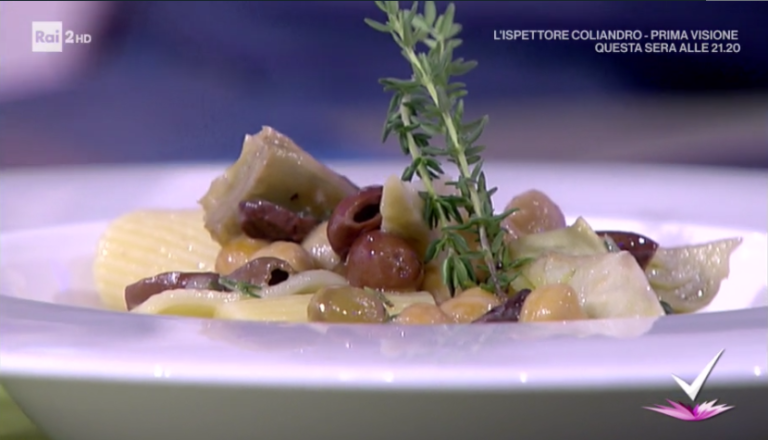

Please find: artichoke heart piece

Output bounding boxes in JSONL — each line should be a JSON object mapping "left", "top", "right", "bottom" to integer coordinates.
{"left": 522, "top": 251, "right": 664, "bottom": 319}
{"left": 199, "top": 126, "right": 358, "bottom": 245}
{"left": 380, "top": 175, "right": 433, "bottom": 258}
{"left": 508, "top": 216, "right": 608, "bottom": 261}
{"left": 645, "top": 238, "right": 742, "bottom": 313}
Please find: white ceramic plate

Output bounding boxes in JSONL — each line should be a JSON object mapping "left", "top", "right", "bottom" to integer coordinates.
{"left": 1, "top": 163, "right": 767, "bottom": 440}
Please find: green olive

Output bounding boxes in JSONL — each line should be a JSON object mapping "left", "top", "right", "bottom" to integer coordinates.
{"left": 307, "top": 286, "right": 388, "bottom": 323}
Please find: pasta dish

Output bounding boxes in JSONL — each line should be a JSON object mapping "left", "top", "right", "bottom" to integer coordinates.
{"left": 93, "top": 128, "right": 740, "bottom": 325}
{"left": 93, "top": 2, "right": 740, "bottom": 326}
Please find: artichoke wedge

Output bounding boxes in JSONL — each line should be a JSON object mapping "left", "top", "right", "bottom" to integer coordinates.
{"left": 521, "top": 251, "right": 664, "bottom": 319}
{"left": 199, "top": 127, "right": 358, "bottom": 245}
{"left": 380, "top": 175, "right": 433, "bottom": 258}
{"left": 508, "top": 217, "right": 608, "bottom": 261}
{"left": 645, "top": 238, "right": 742, "bottom": 313}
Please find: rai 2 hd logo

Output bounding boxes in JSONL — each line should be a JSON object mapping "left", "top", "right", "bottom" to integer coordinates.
{"left": 31, "top": 21, "right": 92, "bottom": 53}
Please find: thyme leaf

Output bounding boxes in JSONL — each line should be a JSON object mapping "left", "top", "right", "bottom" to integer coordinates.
{"left": 218, "top": 276, "right": 262, "bottom": 298}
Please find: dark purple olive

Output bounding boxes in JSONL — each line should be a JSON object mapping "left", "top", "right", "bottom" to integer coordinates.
{"left": 125, "top": 272, "right": 224, "bottom": 310}
{"left": 239, "top": 199, "right": 320, "bottom": 243}
{"left": 345, "top": 230, "right": 423, "bottom": 292}
{"left": 326, "top": 186, "right": 383, "bottom": 259}
{"left": 597, "top": 230, "right": 659, "bottom": 270}
{"left": 473, "top": 289, "right": 532, "bottom": 323}
{"left": 227, "top": 257, "right": 296, "bottom": 286}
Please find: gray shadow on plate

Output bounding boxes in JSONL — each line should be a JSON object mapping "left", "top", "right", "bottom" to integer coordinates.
{"left": 0, "top": 296, "right": 169, "bottom": 348}
{"left": 200, "top": 316, "right": 665, "bottom": 363}
{"left": 52, "top": 290, "right": 106, "bottom": 309}
{"left": 750, "top": 286, "right": 768, "bottom": 308}
{"left": 200, "top": 305, "right": 767, "bottom": 363}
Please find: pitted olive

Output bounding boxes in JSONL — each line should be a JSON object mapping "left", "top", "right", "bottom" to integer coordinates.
{"left": 227, "top": 257, "right": 297, "bottom": 286}
{"left": 326, "top": 186, "right": 383, "bottom": 258}
{"left": 345, "top": 230, "right": 423, "bottom": 292}
{"left": 307, "top": 286, "right": 388, "bottom": 323}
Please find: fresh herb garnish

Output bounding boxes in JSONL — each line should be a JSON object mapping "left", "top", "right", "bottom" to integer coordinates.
{"left": 364, "top": 287, "right": 395, "bottom": 308}
{"left": 366, "top": 1, "right": 524, "bottom": 298}
{"left": 218, "top": 276, "right": 262, "bottom": 298}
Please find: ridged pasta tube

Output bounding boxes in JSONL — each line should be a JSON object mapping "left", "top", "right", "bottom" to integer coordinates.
{"left": 132, "top": 289, "right": 242, "bottom": 318}
{"left": 93, "top": 210, "right": 220, "bottom": 310}
{"left": 257, "top": 269, "right": 348, "bottom": 298}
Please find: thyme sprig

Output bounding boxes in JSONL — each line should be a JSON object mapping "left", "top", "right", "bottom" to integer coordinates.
{"left": 218, "top": 276, "right": 261, "bottom": 298}
{"left": 366, "top": 1, "right": 523, "bottom": 298}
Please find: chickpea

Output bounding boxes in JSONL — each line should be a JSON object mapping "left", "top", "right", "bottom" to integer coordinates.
{"left": 394, "top": 303, "right": 453, "bottom": 325}
{"left": 519, "top": 283, "right": 588, "bottom": 323}
{"left": 459, "top": 287, "right": 501, "bottom": 301}
{"left": 346, "top": 230, "right": 423, "bottom": 292}
{"left": 301, "top": 221, "right": 341, "bottom": 271}
{"left": 215, "top": 235, "right": 270, "bottom": 274}
{"left": 251, "top": 241, "right": 315, "bottom": 272}
{"left": 307, "top": 286, "right": 388, "bottom": 324}
{"left": 502, "top": 189, "right": 566, "bottom": 239}
{"left": 326, "top": 186, "right": 383, "bottom": 259}
{"left": 420, "top": 263, "right": 452, "bottom": 305}
{"left": 440, "top": 287, "right": 501, "bottom": 323}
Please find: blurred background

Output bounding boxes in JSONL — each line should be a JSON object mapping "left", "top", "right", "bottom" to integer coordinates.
{"left": 0, "top": 1, "right": 766, "bottom": 168}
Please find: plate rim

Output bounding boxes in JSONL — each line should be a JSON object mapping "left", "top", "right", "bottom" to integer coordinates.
{"left": 1, "top": 162, "right": 766, "bottom": 390}
{"left": 0, "top": 293, "right": 766, "bottom": 390}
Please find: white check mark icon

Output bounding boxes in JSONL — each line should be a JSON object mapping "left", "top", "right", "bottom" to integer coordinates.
{"left": 671, "top": 349, "right": 725, "bottom": 402}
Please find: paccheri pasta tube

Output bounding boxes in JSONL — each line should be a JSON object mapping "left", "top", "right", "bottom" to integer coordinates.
{"left": 93, "top": 210, "right": 219, "bottom": 310}
{"left": 132, "top": 289, "right": 242, "bottom": 318}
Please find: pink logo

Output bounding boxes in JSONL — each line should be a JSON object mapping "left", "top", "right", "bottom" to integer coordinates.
{"left": 644, "top": 349, "right": 734, "bottom": 421}
{"left": 644, "top": 399, "right": 734, "bottom": 421}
